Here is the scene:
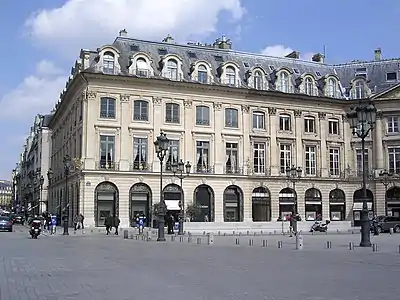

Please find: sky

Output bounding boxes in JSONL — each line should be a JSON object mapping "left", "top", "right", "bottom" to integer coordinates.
{"left": 0, "top": 0, "right": 399, "bottom": 180}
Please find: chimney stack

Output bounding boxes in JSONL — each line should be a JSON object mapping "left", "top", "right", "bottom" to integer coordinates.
{"left": 119, "top": 29, "right": 128, "bottom": 37}
{"left": 374, "top": 48, "right": 382, "bottom": 61}
{"left": 312, "top": 53, "right": 325, "bottom": 63}
{"left": 285, "top": 51, "right": 300, "bottom": 59}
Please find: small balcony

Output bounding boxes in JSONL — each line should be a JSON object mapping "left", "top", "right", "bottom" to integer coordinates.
{"left": 96, "top": 161, "right": 119, "bottom": 171}
{"left": 135, "top": 68, "right": 150, "bottom": 78}
{"left": 194, "top": 165, "right": 215, "bottom": 174}
{"left": 223, "top": 166, "right": 244, "bottom": 175}
{"left": 130, "top": 162, "right": 152, "bottom": 172}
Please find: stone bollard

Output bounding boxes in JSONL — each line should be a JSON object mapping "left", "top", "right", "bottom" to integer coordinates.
{"left": 262, "top": 240, "right": 268, "bottom": 247}
{"left": 135, "top": 235, "right": 139, "bottom": 240}
{"left": 233, "top": 231, "right": 235, "bottom": 236}
{"left": 171, "top": 236, "right": 175, "bottom": 242}
{"left": 235, "top": 238, "right": 240, "bottom": 245}
{"left": 248, "top": 239, "right": 253, "bottom": 246}
{"left": 91, "top": 229, "right": 94, "bottom": 233}
{"left": 295, "top": 234, "right": 303, "bottom": 250}
{"left": 203, "top": 231, "right": 206, "bottom": 235}
{"left": 218, "top": 231, "right": 221, "bottom": 236}
{"left": 274, "top": 230, "right": 277, "bottom": 235}
{"left": 146, "top": 231, "right": 151, "bottom": 241}
{"left": 337, "top": 229, "right": 340, "bottom": 234}
{"left": 188, "top": 236, "right": 192, "bottom": 243}
{"left": 253, "top": 232, "right": 257, "bottom": 236}
{"left": 179, "top": 236, "right": 184, "bottom": 242}
{"left": 223, "top": 233, "right": 226, "bottom": 236}
{"left": 277, "top": 241, "right": 283, "bottom": 248}
{"left": 123, "top": 230, "right": 128, "bottom": 239}
{"left": 74, "top": 231, "right": 77, "bottom": 235}
{"left": 390, "top": 228, "right": 394, "bottom": 235}
{"left": 372, "top": 244, "right": 379, "bottom": 252}
{"left": 239, "top": 232, "right": 242, "bottom": 236}
{"left": 207, "top": 233, "right": 214, "bottom": 245}
{"left": 261, "top": 230, "right": 263, "bottom": 235}
{"left": 247, "top": 230, "right": 250, "bottom": 235}
{"left": 326, "top": 241, "right": 332, "bottom": 249}
{"left": 196, "top": 237, "right": 201, "bottom": 245}
{"left": 130, "top": 234, "right": 134, "bottom": 239}
{"left": 348, "top": 242, "right": 354, "bottom": 250}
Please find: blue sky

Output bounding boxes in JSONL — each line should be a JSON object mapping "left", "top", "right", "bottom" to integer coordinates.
{"left": 0, "top": 0, "right": 399, "bottom": 179}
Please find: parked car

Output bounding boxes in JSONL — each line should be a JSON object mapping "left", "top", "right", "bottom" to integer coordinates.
{"left": 0, "top": 216, "right": 13, "bottom": 232}
{"left": 12, "top": 215, "right": 24, "bottom": 224}
{"left": 373, "top": 216, "right": 400, "bottom": 233}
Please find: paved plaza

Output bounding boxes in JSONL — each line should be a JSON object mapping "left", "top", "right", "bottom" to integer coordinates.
{"left": 1, "top": 225, "right": 399, "bottom": 300}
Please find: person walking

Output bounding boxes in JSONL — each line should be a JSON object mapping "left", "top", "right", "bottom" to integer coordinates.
{"left": 113, "top": 215, "right": 120, "bottom": 235}
{"left": 79, "top": 213, "right": 85, "bottom": 229}
{"left": 104, "top": 214, "right": 113, "bottom": 235}
{"left": 73, "top": 214, "right": 79, "bottom": 231}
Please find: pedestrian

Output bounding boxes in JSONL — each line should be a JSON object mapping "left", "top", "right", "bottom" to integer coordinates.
{"left": 73, "top": 214, "right": 79, "bottom": 231}
{"left": 113, "top": 215, "right": 120, "bottom": 235}
{"left": 105, "top": 214, "right": 112, "bottom": 235}
{"left": 79, "top": 213, "right": 85, "bottom": 229}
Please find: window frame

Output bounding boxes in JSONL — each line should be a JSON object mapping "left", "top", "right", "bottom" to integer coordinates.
{"left": 99, "top": 135, "right": 115, "bottom": 169}
{"left": 197, "top": 64, "right": 208, "bottom": 84}
{"left": 329, "top": 148, "right": 340, "bottom": 176}
{"left": 196, "top": 105, "right": 210, "bottom": 126}
{"left": 305, "top": 77, "right": 314, "bottom": 96}
{"left": 305, "top": 145, "right": 316, "bottom": 175}
{"left": 356, "top": 148, "right": 369, "bottom": 176}
{"left": 196, "top": 140, "right": 210, "bottom": 173}
{"left": 100, "top": 97, "right": 116, "bottom": 119}
{"left": 103, "top": 51, "right": 115, "bottom": 74}
{"left": 165, "top": 103, "right": 180, "bottom": 124}
{"left": 388, "top": 147, "right": 400, "bottom": 174}
{"left": 166, "top": 139, "right": 180, "bottom": 171}
{"left": 252, "top": 111, "right": 265, "bottom": 130}
{"left": 328, "top": 119, "right": 340, "bottom": 135}
{"left": 253, "top": 142, "right": 266, "bottom": 174}
{"left": 133, "top": 100, "right": 149, "bottom": 121}
{"left": 279, "top": 114, "right": 291, "bottom": 131}
{"left": 387, "top": 116, "right": 399, "bottom": 133}
{"left": 279, "top": 144, "right": 291, "bottom": 173}
{"left": 166, "top": 59, "right": 178, "bottom": 80}
{"left": 225, "top": 108, "right": 239, "bottom": 128}
{"left": 132, "top": 137, "right": 148, "bottom": 170}
{"left": 304, "top": 116, "right": 315, "bottom": 133}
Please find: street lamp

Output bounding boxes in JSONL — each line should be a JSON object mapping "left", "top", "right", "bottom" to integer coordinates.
{"left": 286, "top": 165, "right": 302, "bottom": 236}
{"left": 346, "top": 101, "right": 377, "bottom": 247}
{"left": 172, "top": 159, "right": 191, "bottom": 235}
{"left": 63, "top": 155, "right": 71, "bottom": 236}
{"left": 379, "top": 170, "right": 393, "bottom": 216}
{"left": 47, "top": 169, "right": 53, "bottom": 213}
{"left": 154, "top": 132, "right": 170, "bottom": 241}
{"left": 39, "top": 175, "right": 44, "bottom": 214}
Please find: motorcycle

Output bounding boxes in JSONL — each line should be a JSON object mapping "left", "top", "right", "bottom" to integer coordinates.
{"left": 310, "top": 220, "right": 330, "bottom": 233}
{"left": 30, "top": 220, "right": 42, "bottom": 239}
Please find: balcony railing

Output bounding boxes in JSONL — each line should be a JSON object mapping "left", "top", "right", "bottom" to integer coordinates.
{"left": 130, "top": 162, "right": 152, "bottom": 172}
{"left": 194, "top": 165, "right": 215, "bottom": 174}
{"left": 135, "top": 68, "right": 150, "bottom": 78}
{"left": 223, "top": 166, "right": 244, "bottom": 175}
{"left": 133, "top": 113, "right": 148, "bottom": 121}
{"left": 165, "top": 116, "right": 180, "bottom": 124}
{"left": 96, "top": 161, "right": 119, "bottom": 171}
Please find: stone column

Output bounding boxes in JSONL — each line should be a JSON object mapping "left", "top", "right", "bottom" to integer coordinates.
{"left": 374, "top": 111, "right": 384, "bottom": 170}
{"left": 294, "top": 110, "right": 303, "bottom": 166}
{"left": 213, "top": 102, "right": 223, "bottom": 174}
{"left": 268, "top": 107, "right": 279, "bottom": 176}
{"left": 84, "top": 91, "right": 97, "bottom": 170}
{"left": 152, "top": 97, "right": 162, "bottom": 172}
{"left": 119, "top": 94, "right": 130, "bottom": 171}
{"left": 318, "top": 112, "right": 327, "bottom": 177}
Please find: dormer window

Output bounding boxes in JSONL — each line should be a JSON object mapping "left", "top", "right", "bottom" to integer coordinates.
{"left": 278, "top": 71, "right": 290, "bottom": 93}
{"left": 166, "top": 59, "right": 178, "bottom": 80}
{"left": 136, "top": 58, "right": 148, "bottom": 77}
{"left": 254, "top": 71, "right": 263, "bottom": 90}
{"left": 197, "top": 65, "right": 208, "bottom": 83}
{"left": 305, "top": 77, "right": 314, "bottom": 96}
{"left": 327, "top": 78, "right": 337, "bottom": 97}
{"left": 355, "top": 80, "right": 365, "bottom": 99}
{"left": 226, "top": 66, "right": 236, "bottom": 86}
{"left": 103, "top": 52, "right": 115, "bottom": 74}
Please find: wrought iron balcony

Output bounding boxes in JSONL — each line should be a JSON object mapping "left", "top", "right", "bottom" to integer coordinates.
{"left": 130, "top": 162, "right": 152, "bottom": 172}
{"left": 96, "top": 161, "right": 119, "bottom": 171}
{"left": 194, "top": 165, "right": 215, "bottom": 174}
{"left": 223, "top": 166, "right": 243, "bottom": 175}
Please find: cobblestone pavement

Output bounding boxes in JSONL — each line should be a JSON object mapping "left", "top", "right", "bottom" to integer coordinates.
{"left": 1, "top": 225, "right": 399, "bottom": 300}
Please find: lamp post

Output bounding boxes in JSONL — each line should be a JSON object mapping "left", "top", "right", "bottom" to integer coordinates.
{"left": 286, "top": 165, "right": 302, "bottom": 236}
{"left": 63, "top": 155, "right": 71, "bottom": 236}
{"left": 47, "top": 169, "right": 53, "bottom": 213}
{"left": 346, "top": 102, "right": 377, "bottom": 247}
{"left": 39, "top": 175, "right": 44, "bottom": 214}
{"left": 172, "top": 159, "right": 191, "bottom": 235}
{"left": 379, "top": 170, "right": 392, "bottom": 216}
{"left": 154, "top": 132, "right": 170, "bottom": 242}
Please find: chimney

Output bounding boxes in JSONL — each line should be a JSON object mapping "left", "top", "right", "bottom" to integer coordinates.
{"left": 374, "top": 48, "right": 382, "bottom": 61}
{"left": 162, "top": 34, "right": 175, "bottom": 43}
{"left": 285, "top": 51, "right": 300, "bottom": 59}
{"left": 119, "top": 29, "right": 128, "bottom": 37}
{"left": 312, "top": 53, "right": 325, "bottom": 63}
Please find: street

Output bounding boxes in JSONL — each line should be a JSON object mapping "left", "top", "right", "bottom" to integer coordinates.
{"left": 1, "top": 225, "right": 399, "bottom": 300}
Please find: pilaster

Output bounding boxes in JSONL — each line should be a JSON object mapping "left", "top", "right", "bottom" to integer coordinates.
{"left": 319, "top": 112, "right": 328, "bottom": 177}
{"left": 119, "top": 94, "right": 130, "bottom": 171}
{"left": 241, "top": 105, "right": 250, "bottom": 175}
{"left": 184, "top": 99, "right": 193, "bottom": 163}
{"left": 268, "top": 107, "right": 279, "bottom": 176}
{"left": 213, "top": 102, "right": 223, "bottom": 174}
{"left": 152, "top": 96, "right": 162, "bottom": 171}
{"left": 294, "top": 110, "right": 303, "bottom": 166}
{"left": 374, "top": 111, "right": 384, "bottom": 170}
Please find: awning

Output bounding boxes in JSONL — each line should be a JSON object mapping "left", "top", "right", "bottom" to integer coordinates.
{"left": 330, "top": 202, "right": 345, "bottom": 205}
{"left": 353, "top": 202, "right": 373, "bottom": 211}
{"left": 165, "top": 200, "right": 180, "bottom": 211}
{"left": 305, "top": 201, "right": 322, "bottom": 205}
{"left": 279, "top": 202, "right": 294, "bottom": 205}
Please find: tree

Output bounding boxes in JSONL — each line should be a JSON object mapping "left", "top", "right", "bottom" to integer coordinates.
{"left": 186, "top": 203, "right": 202, "bottom": 221}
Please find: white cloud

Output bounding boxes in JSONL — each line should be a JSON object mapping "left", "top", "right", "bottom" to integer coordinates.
{"left": 25, "top": 0, "right": 245, "bottom": 56}
{"left": 261, "top": 45, "right": 314, "bottom": 61}
{"left": 0, "top": 60, "right": 66, "bottom": 120}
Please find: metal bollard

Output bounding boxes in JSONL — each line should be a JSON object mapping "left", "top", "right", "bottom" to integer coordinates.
{"left": 261, "top": 230, "right": 263, "bottom": 235}
{"left": 135, "top": 235, "right": 138, "bottom": 240}
{"left": 277, "top": 241, "right": 283, "bottom": 248}
{"left": 171, "top": 236, "right": 175, "bottom": 242}
{"left": 239, "top": 232, "right": 242, "bottom": 236}
{"left": 348, "top": 242, "right": 354, "bottom": 250}
{"left": 179, "top": 236, "right": 183, "bottom": 242}
{"left": 248, "top": 239, "right": 253, "bottom": 246}
{"left": 390, "top": 228, "right": 394, "bottom": 235}
{"left": 372, "top": 244, "right": 379, "bottom": 252}
{"left": 398, "top": 245, "right": 400, "bottom": 253}
{"left": 274, "top": 230, "right": 277, "bottom": 235}
{"left": 218, "top": 231, "right": 221, "bottom": 236}
{"left": 262, "top": 239, "right": 268, "bottom": 247}
{"left": 247, "top": 230, "right": 250, "bottom": 235}
{"left": 337, "top": 229, "right": 340, "bottom": 234}
{"left": 188, "top": 236, "right": 192, "bottom": 243}
{"left": 203, "top": 231, "right": 206, "bottom": 235}
{"left": 235, "top": 238, "right": 240, "bottom": 245}
{"left": 295, "top": 234, "right": 303, "bottom": 250}
{"left": 207, "top": 233, "right": 214, "bottom": 245}
{"left": 326, "top": 241, "right": 332, "bottom": 249}
{"left": 196, "top": 237, "right": 201, "bottom": 245}
{"left": 146, "top": 231, "right": 151, "bottom": 241}
{"left": 253, "top": 232, "right": 257, "bottom": 236}
{"left": 233, "top": 231, "right": 235, "bottom": 235}
{"left": 123, "top": 230, "right": 128, "bottom": 239}
{"left": 223, "top": 233, "right": 226, "bottom": 236}
{"left": 130, "top": 234, "right": 134, "bottom": 239}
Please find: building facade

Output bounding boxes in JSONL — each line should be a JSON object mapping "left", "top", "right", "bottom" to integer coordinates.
{"left": 42, "top": 31, "right": 400, "bottom": 229}
{"left": 17, "top": 114, "right": 52, "bottom": 216}
{"left": 0, "top": 180, "right": 12, "bottom": 208}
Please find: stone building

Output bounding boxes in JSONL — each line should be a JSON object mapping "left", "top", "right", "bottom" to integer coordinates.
{"left": 45, "top": 31, "right": 400, "bottom": 230}
{"left": 0, "top": 180, "right": 12, "bottom": 207}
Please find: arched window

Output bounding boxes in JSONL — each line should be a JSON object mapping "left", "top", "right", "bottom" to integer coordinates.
{"left": 253, "top": 70, "right": 263, "bottom": 90}
{"left": 304, "top": 188, "right": 322, "bottom": 221}
{"left": 355, "top": 81, "right": 365, "bottom": 99}
{"left": 328, "top": 78, "right": 336, "bottom": 97}
{"left": 197, "top": 64, "right": 208, "bottom": 83}
{"left": 225, "top": 66, "right": 236, "bottom": 86}
{"left": 305, "top": 77, "right": 313, "bottom": 95}
{"left": 136, "top": 58, "right": 148, "bottom": 77}
{"left": 279, "top": 71, "right": 289, "bottom": 92}
{"left": 103, "top": 51, "right": 115, "bottom": 74}
{"left": 166, "top": 59, "right": 178, "bottom": 80}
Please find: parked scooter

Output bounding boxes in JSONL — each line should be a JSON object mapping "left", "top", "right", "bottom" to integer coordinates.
{"left": 310, "top": 220, "right": 330, "bottom": 233}
{"left": 30, "top": 220, "right": 42, "bottom": 239}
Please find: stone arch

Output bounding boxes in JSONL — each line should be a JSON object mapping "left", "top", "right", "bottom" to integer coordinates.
{"left": 223, "top": 185, "right": 243, "bottom": 222}
{"left": 304, "top": 188, "right": 322, "bottom": 221}
{"left": 352, "top": 188, "right": 374, "bottom": 226}
{"left": 94, "top": 181, "right": 119, "bottom": 227}
{"left": 193, "top": 184, "right": 215, "bottom": 222}
{"left": 329, "top": 188, "right": 346, "bottom": 221}
{"left": 129, "top": 183, "right": 152, "bottom": 227}
{"left": 252, "top": 186, "right": 271, "bottom": 222}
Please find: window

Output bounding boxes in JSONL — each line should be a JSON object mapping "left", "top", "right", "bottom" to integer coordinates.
{"left": 253, "top": 71, "right": 263, "bottom": 90}
{"left": 354, "top": 81, "right": 365, "bottom": 99}
{"left": 279, "top": 72, "right": 289, "bottom": 92}
{"left": 280, "top": 144, "right": 291, "bottom": 173}
{"left": 225, "top": 66, "right": 236, "bottom": 86}
{"left": 165, "top": 103, "right": 180, "bottom": 123}
{"left": 133, "top": 100, "right": 148, "bottom": 121}
{"left": 103, "top": 52, "right": 115, "bottom": 74}
{"left": 253, "top": 142, "right": 265, "bottom": 174}
{"left": 197, "top": 65, "right": 208, "bottom": 83}
{"left": 99, "top": 135, "right": 115, "bottom": 169}
{"left": 387, "top": 116, "right": 399, "bottom": 133}
{"left": 166, "top": 59, "right": 178, "bottom": 80}
{"left": 305, "top": 77, "right": 313, "bottom": 96}
{"left": 133, "top": 138, "right": 148, "bottom": 170}
{"left": 304, "top": 116, "right": 315, "bottom": 133}
{"left": 327, "top": 78, "right": 337, "bottom": 97}
{"left": 252, "top": 111, "right": 265, "bottom": 129}
{"left": 305, "top": 146, "right": 316, "bottom": 175}
{"left": 225, "top": 108, "right": 238, "bottom": 128}
{"left": 166, "top": 140, "right": 179, "bottom": 170}
{"left": 388, "top": 147, "right": 400, "bottom": 174}
{"left": 196, "top": 141, "right": 210, "bottom": 173}
{"left": 328, "top": 119, "right": 339, "bottom": 135}
{"left": 356, "top": 149, "right": 369, "bottom": 176}
{"left": 225, "top": 143, "right": 239, "bottom": 173}
{"left": 279, "top": 114, "right": 291, "bottom": 131}
{"left": 135, "top": 58, "right": 148, "bottom": 77}
{"left": 386, "top": 72, "right": 397, "bottom": 82}
{"left": 329, "top": 148, "right": 340, "bottom": 176}
{"left": 100, "top": 97, "right": 116, "bottom": 119}
{"left": 196, "top": 106, "right": 210, "bottom": 126}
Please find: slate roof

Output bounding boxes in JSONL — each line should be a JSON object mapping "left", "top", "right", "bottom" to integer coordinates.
{"left": 83, "top": 35, "right": 400, "bottom": 98}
